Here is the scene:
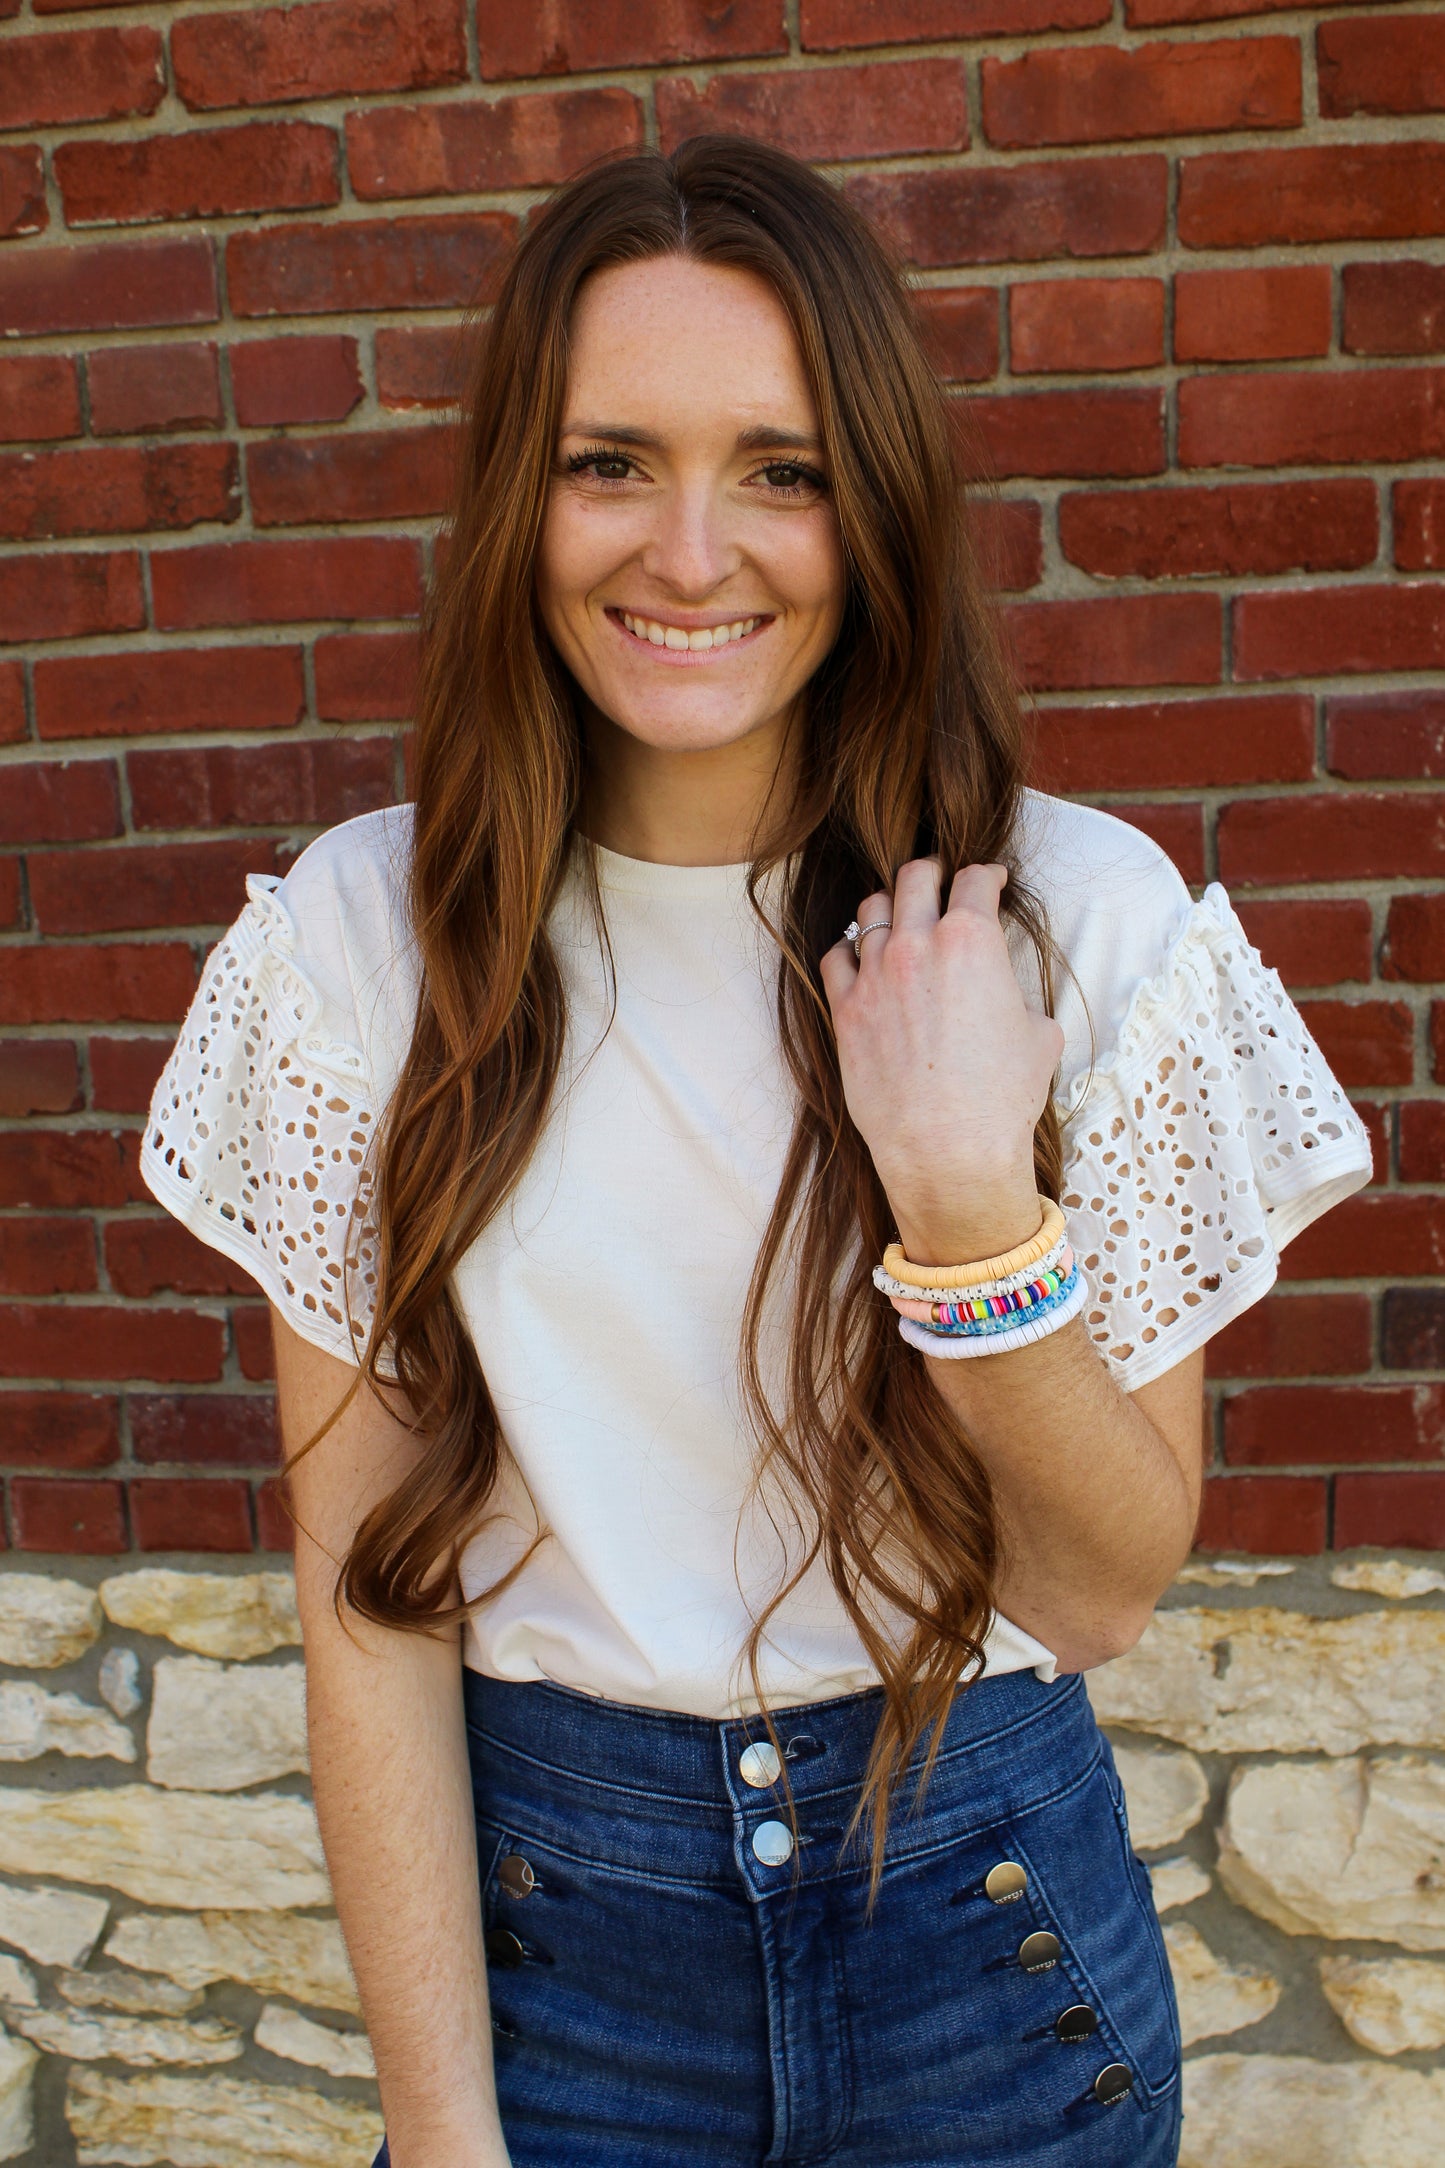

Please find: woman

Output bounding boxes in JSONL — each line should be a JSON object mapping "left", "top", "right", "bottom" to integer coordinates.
{"left": 140, "top": 137, "right": 1372, "bottom": 2167}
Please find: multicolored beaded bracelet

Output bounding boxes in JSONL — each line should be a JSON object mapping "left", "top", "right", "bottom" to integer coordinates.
{"left": 879, "top": 1196, "right": 1068, "bottom": 1294}
{"left": 888, "top": 1252, "right": 1076, "bottom": 1327}
{"left": 908, "top": 1266, "right": 1080, "bottom": 1339}
{"left": 897, "top": 1268, "right": 1088, "bottom": 1360}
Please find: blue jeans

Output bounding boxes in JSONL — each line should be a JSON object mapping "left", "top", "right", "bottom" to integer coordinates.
{"left": 370, "top": 1664, "right": 1182, "bottom": 2165}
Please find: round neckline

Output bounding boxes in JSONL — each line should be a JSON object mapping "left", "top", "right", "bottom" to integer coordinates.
{"left": 581, "top": 834, "right": 756, "bottom": 901}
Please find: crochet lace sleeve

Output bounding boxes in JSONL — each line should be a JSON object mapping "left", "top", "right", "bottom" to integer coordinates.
{"left": 1058, "top": 882, "right": 1374, "bottom": 1392}
{"left": 139, "top": 872, "right": 393, "bottom": 1376}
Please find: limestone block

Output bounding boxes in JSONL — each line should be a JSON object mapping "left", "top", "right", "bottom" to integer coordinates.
{"left": 1089, "top": 1606, "right": 1445, "bottom": 1754}
{"left": 0, "top": 1785, "right": 328, "bottom": 1912}
{"left": 147, "top": 1660, "right": 307, "bottom": 1793}
{"left": 1175, "top": 1559, "right": 1295, "bottom": 1587}
{"left": 9, "top": 2005, "right": 241, "bottom": 2066}
{"left": 99, "top": 1647, "right": 144, "bottom": 1718}
{"left": 1331, "top": 1560, "right": 1445, "bottom": 1601}
{"left": 1149, "top": 1857, "right": 1210, "bottom": 1913}
{"left": 1109, "top": 1741, "right": 1208, "bottom": 1851}
{"left": 1162, "top": 1920, "right": 1279, "bottom": 2047}
{"left": 1320, "top": 1955, "right": 1445, "bottom": 2056}
{"left": 254, "top": 2002, "right": 375, "bottom": 2080}
{"left": 98, "top": 1571, "right": 300, "bottom": 1661}
{"left": 0, "top": 1879, "right": 108, "bottom": 1968}
{"left": 67, "top": 2068, "right": 383, "bottom": 2168}
{"left": 58, "top": 1968, "right": 202, "bottom": 2017}
{"left": 1218, "top": 1755, "right": 1445, "bottom": 1949}
{"left": 0, "top": 1575, "right": 101, "bottom": 1669}
{"left": 0, "top": 1681, "right": 135, "bottom": 1764}
{"left": 0, "top": 2023, "right": 38, "bottom": 2164}
{"left": 1180, "top": 2053, "right": 1445, "bottom": 2168}
{"left": 0, "top": 1958, "right": 35, "bottom": 2008}
{"left": 104, "top": 1910, "right": 361, "bottom": 2016}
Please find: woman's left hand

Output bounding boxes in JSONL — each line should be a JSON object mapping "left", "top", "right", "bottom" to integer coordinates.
{"left": 820, "top": 859, "right": 1065, "bottom": 1266}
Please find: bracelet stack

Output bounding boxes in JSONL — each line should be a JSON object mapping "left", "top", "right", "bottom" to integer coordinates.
{"left": 872, "top": 1196, "right": 1086, "bottom": 1360}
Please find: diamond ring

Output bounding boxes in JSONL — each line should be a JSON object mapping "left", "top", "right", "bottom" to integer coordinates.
{"left": 844, "top": 918, "right": 892, "bottom": 961}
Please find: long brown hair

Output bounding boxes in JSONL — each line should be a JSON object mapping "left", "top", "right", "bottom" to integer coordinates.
{"left": 299, "top": 135, "right": 1065, "bottom": 1892}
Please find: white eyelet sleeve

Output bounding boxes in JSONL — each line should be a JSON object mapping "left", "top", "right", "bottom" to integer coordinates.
{"left": 1056, "top": 879, "right": 1374, "bottom": 1392}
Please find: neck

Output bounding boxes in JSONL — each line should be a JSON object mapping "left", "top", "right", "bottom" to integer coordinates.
{"left": 579, "top": 702, "right": 799, "bottom": 868}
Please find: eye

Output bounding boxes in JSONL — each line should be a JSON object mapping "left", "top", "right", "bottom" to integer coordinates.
{"left": 755, "top": 460, "right": 828, "bottom": 499}
{"left": 565, "top": 444, "right": 638, "bottom": 486}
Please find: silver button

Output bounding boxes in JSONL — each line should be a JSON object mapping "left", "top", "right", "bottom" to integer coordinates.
{"left": 739, "top": 1741, "right": 782, "bottom": 1789}
{"left": 985, "top": 1861, "right": 1027, "bottom": 1904}
{"left": 751, "top": 1819, "right": 794, "bottom": 1866}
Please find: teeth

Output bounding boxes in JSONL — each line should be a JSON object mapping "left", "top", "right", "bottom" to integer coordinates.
{"left": 620, "top": 611, "right": 760, "bottom": 650}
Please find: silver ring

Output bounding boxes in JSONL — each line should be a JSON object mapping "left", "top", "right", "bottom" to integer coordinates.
{"left": 844, "top": 917, "right": 892, "bottom": 962}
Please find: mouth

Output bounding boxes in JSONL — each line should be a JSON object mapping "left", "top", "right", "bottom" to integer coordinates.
{"left": 606, "top": 607, "right": 771, "bottom": 661}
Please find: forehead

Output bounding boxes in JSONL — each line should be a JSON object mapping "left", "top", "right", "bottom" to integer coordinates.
{"left": 564, "top": 256, "right": 818, "bottom": 433}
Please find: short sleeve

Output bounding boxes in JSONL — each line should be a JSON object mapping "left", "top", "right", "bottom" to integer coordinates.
{"left": 138, "top": 863, "right": 395, "bottom": 1376}
{"left": 1057, "top": 880, "right": 1375, "bottom": 1392}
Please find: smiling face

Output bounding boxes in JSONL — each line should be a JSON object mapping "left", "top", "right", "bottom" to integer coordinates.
{"left": 535, "top": 254, "right": 847, "bottom": 854}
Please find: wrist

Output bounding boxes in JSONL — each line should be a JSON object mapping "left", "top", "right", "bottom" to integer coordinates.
{"left": 890, "top": 1181, "right": 1044, "bottom": 1269}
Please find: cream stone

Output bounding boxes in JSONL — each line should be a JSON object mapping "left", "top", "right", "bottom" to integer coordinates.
{"left": 57, "top": 1968, "right": 202, "bottom": 2018}
{"left": 98, "top": 1571, "right": 301, "bottom": 1662}
{"left": 0, "top": 1575, "right": 102, "bottom": 1669}
{"left": 1175, "top": 1559, "right": 1296, "bottom": 1587}
{"left": 1319, "top": 1954, "right": 1445, "bottom": 2056}
{"left": 0, "top": 2023, "right": 37, "bottom": 2164}
{"left": 147, "top": 1660, "right": 308, "bottom": 1793}
{"left": 1331, "top": 1559, "right": 1445, "bottom": 1601}
{"left": 254, "top": 2002, "right": 375, "bottom": 2080}
{"left": 1149, "top": 1857, "right": 1211, "bottom": 1913}
{"left": 1163, "top": 1920, "right": 1279, "bottom": 2046}
{"left": 0, "top": 1958, "right": 35, "bottom": 2009}
{"left": 0, "top": 1785, "right": 328, "bottom": 1912}
{"left": 1108, "top": 1741, "right": 1209, "bottom": 1850}
{"left": 1089, "top": 1606, "right": 1445, "bottom": 1754}
{"left": 1180, "top": 2053, "right": 1445, "bottom": 2168}
{"left": 0, "top": 1879, "right": 108, "bottom": 1968}
{"left": 9, "top": 2005, "right": 241, "bottom": 2066}
{"left": 103, "top": 1910, "right": 361, "bottom": 2016}
{"left": 99, "top": 1647, "right": 144, "bottom": 1719}
{"left": 1219, "top": 1755, "right": 1445, "bottom": 1949}
{"left": 0, "top": 1680, "right": 136, "bottom": 1764}
{"left": 66, "top": 2068, "right": 383, "bottom": 2168}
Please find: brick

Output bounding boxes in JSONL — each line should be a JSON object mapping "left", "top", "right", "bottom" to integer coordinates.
{"left": 230, "top": 335, "right": 362, "bottom": 427}
{"left": 1433, "top": 1001, "right": 1445, "bottom": 1084}
{"left": 10, "top": 1478, "right": 126, "bottom": 1555}
{"left": 1181, "top": 364, "right": 1445, "bottom": 470}
{"left": 1205, "top": 1292, "right": 1371, "bottom": 1380}
{"left": 151, "top": 537, "right": 422, "bottom": 631}
{"left": 87, "top": 343, "right": 222, "bottom": 438}
{"left": 1234, "top": 583, "right": 1445, "bottom": 681}
{"left": 0, "top": 1304, "right": 224, "bottom": 1384}
{"left": 0, "top": 760, "right": 119, "bottom": 847}
{"left": 0, "top": 146, "right": 46, "bottom": 241}
{"left": 1234, "top": 899, "right": 1373, "bottom": 989}
{"left": 1193, "top": 1474, "right": 1326, "bottom": 1556}
{"left": 1343, "top": 261, "right": 1445, "bottom": 357}
{"left": 1109, "top": 801, "right": 1206, "bottom": 884}
{"left": 1396, "top": 479, "right": 1445, "bottom": 573}
{"left": 478, "top": 0, "right": 786, "bottom": 77}
{"left": 0, "top": 945, "right": 197, "bottom": 1027}
{"left": 1281, "top": 1195, "right": 1445, "bottom": 1283}
{"left": 29, "top": 839, "right": 277, "bottom": 937}
{"left": 0, "top": 442, "right": 239, "bottom": 544}
{"left": 0, "top": 665, "right": 23, "bottom": 746}
{"left": 104, "top": 1221, "right": 257, "bottom": 1301}
{"left": 1399, "top": 1102, "right": 1445, "bottom": 1185}
{"left": 1179, "top": 143, "right": 1445, "bottom": 249}
{"left": 913, "top": 288, "right": 998, "bottom": 384}
{"left": 1224, "top": 1383, "right": 1445, "bottom": 1467}
{"left": 1383, "top": 1288, "right": 1445, "bottom": 1370}
{"left": 255, "top": 1475, "right": 293, "bottom": 1551}
{"left": 1175, "top": 264, "right": 1332, "bottom": 364}
{"left": 233, "top": 1306, "right": 275, "bottom": 1382}
{"left": 1318, "top": 16, "right": 1445, "bottom": 118}
{"left": 0, "top": 1220, "right": 95, "bottom": 1299}
{"left": 1058, "top": 478, "right": 1376, "bottom": 580}
{"left": 982, "top": 34, "right": 1300, "bottom": 148}
{"left": 657, "top": 58, "right": 966, "bottom": 162}
{"left": 350, "top": 84, "right": 642, "bottom": 199}
{"left": 1031, "top": 693, "right": 1313, "bottom": 793}
{"left": 0, "top": 862, "right": 20, "bottom": 934}
{"left": 1335, "top": 1473, "right": 1445, "bottom": 1551}
{"left": 89, "top": 1036, "right": 171, "bottom": 1115}
{"left": 35, "top": 644, "right": 306, "bottom": 743}
{"left": 174, "top": 0, "right": 465, "bottom": 111}
{"left": 130, "top": 1477, "right": 252, "bottom": 1552}
{"left": 1296, "top": 1000, "right": 1413, "bottom": 1089}
{"left": 375, "top": 323, "right": 470, "bottom": 410}
{"left": 0, "top": 356, "right": 80, "bottom": 447}
{"left": 1000, "top": 591, "right": 1220, "bottom": 692}
{"left": 977, "top": 497, "right": 1047, "bottom": 592}
{"left": 849, "top": 155, "right": 1166, "bottom": 268}
{"left": 1327, "top": 690, "right": 1445, "bottom": 781}
{"left": 0, "top": 237, "right": 217, "bottom": 340}
{"left": 55, "top": 122, "right": 338, "bottom": 228}
{"left": 801, "top": 0, "right": 1111, "bottom": 48}
{"left": 314, "top": 631, "right": 419, "bottom": 721}
{"left": 246, "top": 424, "right": 457, "bottom": 527}
{"left": 0, "top": 551, "right": 143, "bottom": 644}
{"left": 1384, "top": 893, "right": 1445, "bottom": 984}
{"left": 1221, "top": 792, "right": 1445, "bottom": 885}
{"left": 0, "top": 1130, "right": 145, "bottom": 1209}
{"left": 131, "top": 1394, "right": 279, "bottom": 1468}
{"left": 227, "top": 214, "right": 513, "bottom": 318}
{"left": 129, "top": 738, "right": 395, "bottom": 831}
{"left": 0, "top": 1394, "right": 118, "bottom": 1474}
{"left": 962, "top": 386, "right": 1163, "bottom": 480}
{"left": 0, "top": 27, "right": 163, "bottom": 130}
{"left": 0, "top": 1042, "right": 81, "bottom": 1119}
{"left": 1008, "top": 276, "right": 1162, "bottom": 374}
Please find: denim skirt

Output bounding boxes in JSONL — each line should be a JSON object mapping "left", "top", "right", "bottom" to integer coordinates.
{"left": 369, "top": 1663, "right": 1182, "bottom": 2167}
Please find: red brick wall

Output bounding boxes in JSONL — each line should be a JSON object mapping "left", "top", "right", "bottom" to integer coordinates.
{"left": 2, "top": 1, "right": 1443, "bottom": 1561}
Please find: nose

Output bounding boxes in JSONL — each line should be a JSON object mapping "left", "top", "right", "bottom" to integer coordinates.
{"left": 640, "top": 475, "right": 738, "bottom": 600}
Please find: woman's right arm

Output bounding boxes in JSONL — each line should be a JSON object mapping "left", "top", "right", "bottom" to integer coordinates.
{"left": 271, "top": 1306, "right": 512, "bottom": 2168}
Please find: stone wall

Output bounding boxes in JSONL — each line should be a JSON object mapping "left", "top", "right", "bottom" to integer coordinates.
{"left": 1, "top": 1551, "right": 1443, "bottom": 2167}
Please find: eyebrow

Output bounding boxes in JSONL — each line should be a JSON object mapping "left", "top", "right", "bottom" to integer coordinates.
{"left": 561, "top": 422, "right": 825, "bottom": 455}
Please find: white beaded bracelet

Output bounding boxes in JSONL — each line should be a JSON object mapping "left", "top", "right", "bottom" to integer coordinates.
{"left": 896, "top": 1270, "right": 1088, "bottom": 1359}
{"left": 872, "top": 1228, "right": 1071, "bottom": 1306}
